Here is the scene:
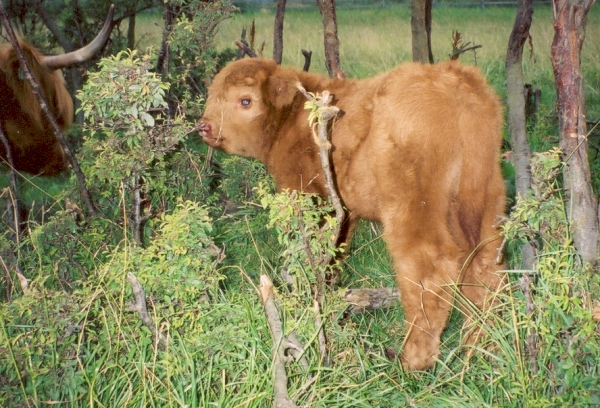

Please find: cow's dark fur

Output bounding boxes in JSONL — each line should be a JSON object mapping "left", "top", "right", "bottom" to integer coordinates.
{"left": 0, "top": 42, "right": 74, "bottom": 175}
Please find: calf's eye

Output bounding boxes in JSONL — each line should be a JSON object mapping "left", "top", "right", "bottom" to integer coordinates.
{"left": 240, "top": 98, "right": 252, "bottom": 108}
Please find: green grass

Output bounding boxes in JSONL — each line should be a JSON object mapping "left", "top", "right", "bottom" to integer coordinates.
{"left": 133, "top": 5, "right": 600, "bottom": 118}
{"left": 133, "top": 5, "right": 600, "bottom": 128}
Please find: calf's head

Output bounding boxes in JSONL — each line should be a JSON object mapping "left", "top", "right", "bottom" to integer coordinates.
{"left": 199, "top": 58, "right": 300, "bottom": 160}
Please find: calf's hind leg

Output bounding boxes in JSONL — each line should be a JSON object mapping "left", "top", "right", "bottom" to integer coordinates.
{"left": 458, "top": 182, "right": 506, "bottom": 345}
{"left": 458, "top": 235, "right": 505, "bottom": 346}
{"left": 384, "top": 223, "right": 464, "bottom": 370}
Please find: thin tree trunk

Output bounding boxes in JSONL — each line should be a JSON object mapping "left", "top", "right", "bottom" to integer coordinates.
{"left": 156, "top": 1, "right": 176, "bottom": 120}
{"left": 128, "top": 14, "right": 136, "bottom": 50}
{"left": 156, "top": 2, "right": 174, "bottom": 75}
{"left": 506, "top": 0, "right": 535, "bottom": 269}
{"left": 551, "top": 0, "right": 598, "bottom": 263}
{"left": 273, "top": 0, "right": 286, "bottom": 64}
{"left": 411, "top": 0, "right": 434, "bottom": 63}
{"left": 68, "top": 68, "right": 85, "bottom": 125}
{"left": 316, "top": 0, "right": 344, "bottom": 78}
{"left": 37, "top": 5, "right": 88, "bottom": 125}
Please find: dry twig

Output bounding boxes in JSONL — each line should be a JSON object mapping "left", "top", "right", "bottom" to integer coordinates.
{"left": 0, "top": 125, "right": 21, "bottom": 241}
{"left": 301, "top": 49, "right": 312, "bottom": 72}
{"left": 260, "top": 275, "right": 299, "bottom": 408}
{"left": 127, "top": 272, "right": 168, "bottom": 347}
{"left": 449, "top": 30, "right": 482, "bottom": 61}
{"left": 344, "top": 287, "right": 400, "bottom": 314}
{"left": 296, "top": 85, "right": 345, "bottom": 268}
{"left": 235, "top": 40, "right": 257, "bottom": 58}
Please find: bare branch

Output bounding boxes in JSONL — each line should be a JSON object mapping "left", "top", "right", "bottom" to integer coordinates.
{"left": 344, "top": 287, "right": 400, "bottom": 314}
{"left": 519, "top": 273, "right": 538, "bottom": 373}
{"left": 313, "top": 299, "right": 328, "bottom": 365}
{"left": 132, "top": 176, "right": 151, "bottom": 247}
{"left": 296, "top": 85, "right": 345, "bottom": 268}
{"left": 235, "top": 40, "right": 257, "bottom": 58}
{"left": 259, "top": 275, "right": 299, "bottom": 408}
{"left": 0, "top": 124, "right": 21, "bottom": 243}
{"left": 449, "top": 30, "right": 482, "bottom": 61}
{"left": 287, "top": 333, "right": 309, "bottom": 371}
{"left": 297, "top": 206, "right": 317, "bottom": 270}
{"left": 301, "top": 49, "right": 312, "bottom": 72}
{"left": 127, "top": 272, "right": 168, "bottom": 347}
{"left": 0, "top": 253, "right": 28, "bottom": 295}
{"left": 236, "top": 27, "right": 247, "bottom": 60}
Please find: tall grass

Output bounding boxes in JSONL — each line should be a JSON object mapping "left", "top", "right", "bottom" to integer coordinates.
{"left": 134, "top": 5, "right": 600, "bottom": 114}
{"left": 211, "top": 5, "right": 600, "bottom": 120}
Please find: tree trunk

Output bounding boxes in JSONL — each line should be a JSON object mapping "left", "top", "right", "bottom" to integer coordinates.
{"left": 156, "top": 1, "right": 176, "bottom": 120}
{"left": 273, "top": 0, "right": 286, "bottom": 64}
{"left": 506, "top": 0, "right": 535, "bottom": 268}
{"left": 37, "top": 4, "right": 87, "bottom": 124}
{"left": 551, "top": 0, "right": 598, "bottom": 263}
{"left": 156, "top": 1, "right": 174, "bottom": 75}
{"left": 411, "top": 0, "right": 434, "bottom": 63}
{"left": 316, "top": 0, "right": 344, "bottom": 78}
{"left": 128, "top": 14, "right": 136, "bottom": 50}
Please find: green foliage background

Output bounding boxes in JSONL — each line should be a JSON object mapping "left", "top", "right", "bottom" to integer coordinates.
{"left": 1, "top": 3, "right": 599, "bottom": 407}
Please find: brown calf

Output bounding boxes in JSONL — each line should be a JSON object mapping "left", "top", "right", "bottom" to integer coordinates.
{"left": 199, "top": 58, "right": 506, "bottom": 370}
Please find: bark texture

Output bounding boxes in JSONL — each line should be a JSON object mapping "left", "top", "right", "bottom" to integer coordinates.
{"left": 551, "top": 0, "right": 599, "bottom": 263}
{"left": 506, "top": 0, "right": 533, "bottom": 196}
{"left": 411, "top": 0, "right": 434, "bottom": 63}
{"left": 506, "top": 0, "right": 535, "bottom": 268}
{"left": 316, "top": 0, "right": 344, "bottom": 78}
{"left": 344, "top": 288, "right": 400, "bottom": 313}
{"left": 273, "top": 0, "right": 286, "bottom": 64}
{"left": 128, "top": 14, "right": 136, "bottom": 50}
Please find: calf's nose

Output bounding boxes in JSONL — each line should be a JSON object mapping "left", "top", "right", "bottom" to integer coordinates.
{"left": 198, "top": 121, "right": 211, "bottom": 133}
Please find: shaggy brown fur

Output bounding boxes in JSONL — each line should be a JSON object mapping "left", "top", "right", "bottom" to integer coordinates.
{"left": 0, "top": 42, "right": 73, "bottom": 175}
{"left": 199, "top": 58, "right": 506, "bottom": 370}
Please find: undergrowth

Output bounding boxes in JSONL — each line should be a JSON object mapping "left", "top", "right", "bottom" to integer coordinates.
{"left": 2, "top": 139, "right": 599, "bottom": 406}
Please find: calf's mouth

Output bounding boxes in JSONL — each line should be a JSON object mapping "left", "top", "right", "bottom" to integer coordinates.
{"left": 197, "top": 121, "right": 222, "bottom": 146}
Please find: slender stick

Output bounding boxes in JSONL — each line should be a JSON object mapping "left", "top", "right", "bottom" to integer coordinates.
{"left": 0, "top": 122, "right": 28, "bottom": 294}
{"left": 519, "top": 272, "right": 538, "bottom": 373}
{"left": 260, "top": 275, "right": 299, "bottom": 408}
{"left": 296, "top": 85, "right": 345, "bottom": 268}
{"left": 0, "top": 123, "right": 21, "bottom": 243}
{"left": 235, "top": 40, "right": 257, "bottom": 58}
{"left": 127, "top": 272, "right": 167, "bottom": 347}
{"left": 301, "top": 49, "right": 312, "bottom": 72}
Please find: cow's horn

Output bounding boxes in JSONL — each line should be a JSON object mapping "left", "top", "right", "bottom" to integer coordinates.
{"left": 42, "top": 4, "right": 114, "bottom": 70}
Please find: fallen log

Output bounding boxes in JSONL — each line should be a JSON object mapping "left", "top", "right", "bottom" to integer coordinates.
{"left": 343, "top": 287, "right": 400, "bottom": 314}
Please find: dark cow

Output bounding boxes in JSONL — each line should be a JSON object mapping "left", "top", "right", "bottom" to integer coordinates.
{"left": 199, "top": 58, "right": 506, "bottom": 370}
{"left": 0, "top": 6, "right": 113, "bottom": 175}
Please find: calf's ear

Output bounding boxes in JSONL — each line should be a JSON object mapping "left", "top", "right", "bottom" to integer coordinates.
{"left": 268, "top": 68, "right": 299, "bottom": 108}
